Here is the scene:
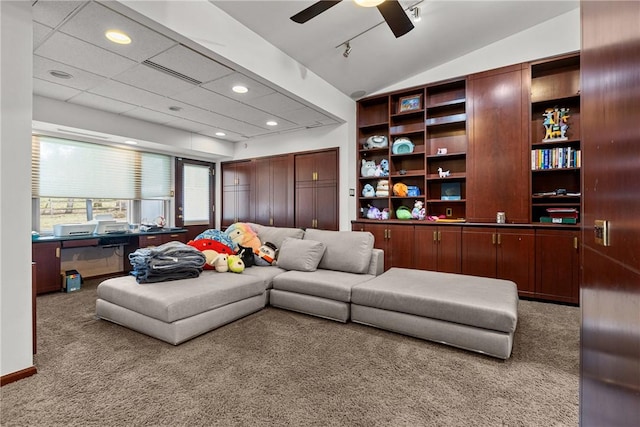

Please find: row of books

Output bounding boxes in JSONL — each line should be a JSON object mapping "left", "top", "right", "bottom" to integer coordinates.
{"left": 532, "top": 147, "right": 581, "bottom": 170}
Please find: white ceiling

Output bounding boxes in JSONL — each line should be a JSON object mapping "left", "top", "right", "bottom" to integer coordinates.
{"left": 32, "top": 0, "right": 579, "bottom": 143}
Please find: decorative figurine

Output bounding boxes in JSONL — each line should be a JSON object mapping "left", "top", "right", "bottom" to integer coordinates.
{"left": 438, "top": 167, "right": 450, "bottom": 178}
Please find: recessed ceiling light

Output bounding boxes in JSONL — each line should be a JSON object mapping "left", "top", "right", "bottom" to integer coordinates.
{"left": 105, "top": 30, "right": 131, "bottom": 45}
{"left": 215, "top": 132, "right": 226, "bottom": 137}
{"left": 123, "top": 140, "right": 138, "bottom": 145}
{"left": 168, "top": 106, "right": 182, "bottom": 112}
{"left": 354, "top": 0, "right": 384, "bottom": 7}
{"left": 49, "top": 70, "right": 73, "bottom": 79}
{"left": 266, "top": 121, "right": 278, "bottom": 126}
{"left": 232, "top": 85, "right": 248, "bottom": 94}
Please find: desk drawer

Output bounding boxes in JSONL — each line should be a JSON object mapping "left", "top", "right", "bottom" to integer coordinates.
{"left": 62, "top": 238, "right": 100, "bottom": 248}
{"left": 138, "top": 235, "right": 164, "bottom": 247}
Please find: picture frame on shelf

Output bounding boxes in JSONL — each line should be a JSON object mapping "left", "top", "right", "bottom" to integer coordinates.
{"left": 398, "top": 94, "right": 422, "bottom": 113}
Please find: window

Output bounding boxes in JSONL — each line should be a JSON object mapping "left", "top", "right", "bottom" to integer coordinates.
{"left": 183, "top": 163, "right": 211, "bottom": 225}
{"left": 32, "top": 135, "right": 172, "bottom": 232}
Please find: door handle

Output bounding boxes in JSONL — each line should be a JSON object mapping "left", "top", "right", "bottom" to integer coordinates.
{"left": 433, "top": 231, "right": 437, "bottom": 243}
{"left": 438, "top": 231, "right": 442, "bottom": 242}
{"left": 497, "top": 233, "right": 501, "bottom": 245}
{"left": 492, "top": 233, "right": 496, "bottom": 245}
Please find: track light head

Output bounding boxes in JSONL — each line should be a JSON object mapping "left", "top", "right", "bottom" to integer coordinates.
{"left": 343, "top": 41, "right": 352, "bottom": 58}
{"left": 411, "top": 7, "right": 421, "bottom": 22}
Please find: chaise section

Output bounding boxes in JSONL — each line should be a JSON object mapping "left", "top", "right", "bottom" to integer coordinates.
{"left": 96, "top": 272, "right": 267, "bottom": 345}
{"left": 351, "top": 268, "right": 519, "bottom": 359}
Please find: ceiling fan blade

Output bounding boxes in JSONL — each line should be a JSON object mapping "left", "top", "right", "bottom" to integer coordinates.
{"left": 377, "top": 1, "right": 414, "bottom": 38}
{"left": 290, "top": 1, "right": 343, "bottom": 24}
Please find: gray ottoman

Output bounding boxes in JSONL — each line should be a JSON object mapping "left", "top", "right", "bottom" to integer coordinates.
{"left": 351, "top": 268, "right": 519, "bottom": 359}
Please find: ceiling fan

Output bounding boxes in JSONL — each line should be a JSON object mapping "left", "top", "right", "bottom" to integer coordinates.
{"left": 290, "top": 0, "right": 414, "bottom": 38}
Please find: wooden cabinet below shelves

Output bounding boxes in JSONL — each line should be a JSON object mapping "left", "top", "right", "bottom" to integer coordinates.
{"left": 535, "top": 228, "right": 579, "bottom": 304}
{"left": 352, "top": 222, "right": 414, "bottom": 271}
{"left": 414, "top": 225, "right": 462, "bottom": 273}
{"left": 462, "top": 227, "right": 535, "bottom": 296}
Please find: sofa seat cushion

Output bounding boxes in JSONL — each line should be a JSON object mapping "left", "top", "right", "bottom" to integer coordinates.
{"left": 303, "top": 229, "right": 374, "bottom": 274}
{"left": 241, "top": 265, "right": 285, "bottom": 289}
{"left": 97, "top": 272, "right": 265, "bottom": 323}
{"left": 273, "top": 270, "right": 375, "bottom": 303}
{"left": 351, "top": 268, "right": 518, "bottom": 333}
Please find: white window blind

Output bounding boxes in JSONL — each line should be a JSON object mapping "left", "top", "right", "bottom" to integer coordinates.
{"left": 32, "top": 135, "right": 171, "bottom": 199}
{"left": 183, "top": 163, "right": 211, "bottom": 225}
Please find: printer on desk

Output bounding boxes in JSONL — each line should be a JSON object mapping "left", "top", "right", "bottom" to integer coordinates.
{"left": 53, "top": 214, "right": 129, "bottom": 237}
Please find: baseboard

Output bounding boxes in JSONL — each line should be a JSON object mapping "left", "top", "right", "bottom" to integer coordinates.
{"left": 1, "top": 366, "right": 37, "bottom": 386}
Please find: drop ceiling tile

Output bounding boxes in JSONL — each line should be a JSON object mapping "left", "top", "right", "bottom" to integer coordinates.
{"left": 249, "top": 92, "right": 306, "bottom": 114}
{"left": 198, "top": 126, "right": 246, "bottom": 142}
{"left": 32, "top": 0, "right": 86, "bottom": 28}
{"left": 34, "top": 55, "right": 105, "bottom": 91}
{"left": 68, "top": 92, "right": 137, "bottom": 114}
{"left": 34, "top": 22, "right": 53, "bottom": 48}
{"left": 35, "top": 32, "right": 137, "bottom": 78}
{"left": 278, "top": 107, "right": 338, "bottom": 126}
{"left": 122, "top": 108, "right": 176, "bottom": 125}
{"left": 148, "top": 45, "right": 233, "bottom": 84}
{"left": 89, "top": 80, "right": 168, "bottom": 107}
{"left": 113, "top": 64, "right": 197, "bottom": 97}
{"left": 144, "top": 98, "right": 208, "bottom": 120}
{"left": 164, "top": 118, "right": 210, "bottom": 133}
{"left": 58, "top": 2, "right": 176, "bottom": 62}
{"left": 33, "top": 78, "right": 82, "bottom": 101}
{"left": 201, "top": 72, "right": 275, "bottom": 101}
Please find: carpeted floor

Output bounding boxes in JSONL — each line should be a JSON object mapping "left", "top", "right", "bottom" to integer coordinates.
{"left": 1, "top": 277, "right": 580, "bottom": 426}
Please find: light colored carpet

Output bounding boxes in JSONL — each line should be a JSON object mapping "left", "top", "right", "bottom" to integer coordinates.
{"left": 1, "top": 277, "right": 579, "bottom": 426}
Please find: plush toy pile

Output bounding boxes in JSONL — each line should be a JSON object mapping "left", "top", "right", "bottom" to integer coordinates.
{"left": 186, "top": 223, "right": 281, "bottom": 274}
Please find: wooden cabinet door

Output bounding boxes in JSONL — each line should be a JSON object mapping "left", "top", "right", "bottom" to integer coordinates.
{"left": 235, "top": 161, "right": 254, "bottom": 223}
{"left": 315, "top": 181, "right": 338, "bottom": 230}
{"left": 497, "top": 229, "right": 535, "bottom": 295}
{"left": 467, "top": 64, "right": 530, "bottom": 223}
{"left": 294, "top": 149, "right": 338, "bottom": 230}
{"left": 32, "top": 242, "right": 61, "bottom": 294}
{"left": 438, "top": 226, "right": 462, "bottom": 274}
{"left": 295, "top": 182, "right": 315, "bottom": 230}
{"left": 387, "top": 224, "right": 415, "bottom": 269}
{"left": 462, "top": 227, "right": 497, "bottom": 278}
{"left": 414, "top": 226, "right": 439, "bottom": 271}
{"left": 535, "top": 229, "right": 579, "bottom": 303}
{"left": 270, "top": 155, "right": 293, "bottom": 227}
{"left": 254, "top": 158, "right": 271, "bottom": 226}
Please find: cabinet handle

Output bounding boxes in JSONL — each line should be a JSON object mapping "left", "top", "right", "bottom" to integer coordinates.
{"left": 438, "top": 231, "right": 442, "bottom": 242}
{"left": 497, "top": 233, "right": 501, "bottom": 245}
{"left": 146, "top": 236, "right": 157, "bottom": 240}
{"left": 269, "top": 218, "right": 274, "bottom": 226}
{"left": 492, "top": 233, "right": 496, "bottom": 245}
{"left": 55, "top": 247, "right": 60, "bottom": 258}
{"left": 433, "top": 231, "right": 437, "bottom": 243}
{"left": 387, "top": 229, "right": 391, "bottom": 239}
{"left": 574, "top": 236, "right": 578, "bottom": 250}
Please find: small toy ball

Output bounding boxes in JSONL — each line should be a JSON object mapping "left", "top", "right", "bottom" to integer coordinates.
{"left": 227, "top": 255, "right": 245, "bottom": 273}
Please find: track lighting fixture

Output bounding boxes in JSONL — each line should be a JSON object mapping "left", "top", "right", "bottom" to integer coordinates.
{"left": 411, "top": 7, "right": 421, "bottom": 22}
{"left": 343, "top": 41, "right": 352, "bottom": 58}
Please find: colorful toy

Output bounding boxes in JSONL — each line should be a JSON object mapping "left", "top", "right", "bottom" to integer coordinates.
{"left": 381, "top": 208, "right": 390, "bottom": 220}
{"left": 210, "top": 253, "right": 229, "bottom": 272}
{"left": 227, "top": 255, "right": 245, "bottom": 273}
{"left": 379, "top": 159, "right": 389, "bottom": 176}
{"left": 366, "top": 205, "right": 382, "bottom": 220}
{"left": 392, "top": 137, "right": 415, "bottom": 154}
{"left": 225, "top": 222, "right": 261, "bottom": 251}
{"left": 254, "top": 241, "right": 278, "bottom": 266}
{"left": 363, "top": 135, "right": 388, "bottom": 149}
{"left": 412, "top": 200, "right": 426, "bottom": 220}
{"left": 362, "top": 183, "right": 376, "bottom": 197}
{"left": 361, "top": 159, "right": 376, "bottom": 177}
{"left": 194, "top": 229, "right": 235, "bottom": 252}
{"left": 393, "top": 182, "right": 408, "bottom": 197}
{"left": 376, "top": 179, "right": 389, "bottom": 197}
{"left": 237, "top": 245, "right": 255, "bottom": 268}
{"left": 187, "top": 239, "right": 234, "bottom": 270}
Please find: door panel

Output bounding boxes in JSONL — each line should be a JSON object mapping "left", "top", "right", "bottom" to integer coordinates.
{"left": 497, "top": 229, "right": 534, "bottom": 294}
{"left": 462, "top": 228, "right": 497, "bottom": 278}
{"left": 174, "top": 158, "right": 214, "bottom": 234}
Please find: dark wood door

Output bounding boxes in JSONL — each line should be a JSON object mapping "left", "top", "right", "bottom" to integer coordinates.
{"left": 294, "top": 182, "right": 315, "bottom": 230}
{"left": 254, "top": 158, "right": 271, "bottom": 226}
{"left": 235, "top": 161, "right": 254, "bottom": 224}
{"left": 270, "top": 155, "right": 293, "bottom": 227}
{"left": 315, "top": 181, "right": 338, "bottom": 230}
{"left": 581, "top": 2, "right": 640, "bottom": 424}
{"left": 496, "top": 229, "right": 535, "bottom": 295}
{"left": 437, "top": 226, "right": 462, "bottom": 274}
{"left": 387, "top": 224, "right": 415, "bottom": 269}
{"left": 294, "top": 149, "right": 338, "bottom": 230}
{"left": 413, "top": 226, "right": 438, "bottom": 271}
{"left": 462, "top": 227, "right": 497, "bottom": 278}
{"left": 535, "top": 229, "right": 578, "bottom": 303}
{"left": 467, "top": 64, "right": 530, "bottom": 223}
{"left": 32, "top": 242, "right": 61, "bottom": 294}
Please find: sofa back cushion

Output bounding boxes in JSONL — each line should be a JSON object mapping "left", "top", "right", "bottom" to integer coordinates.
{"left": 247, "top": 223, "right": 305, "bottom": 249}
{"left": 276, "top": 238, "right": 326, "bottom": 272}
{"left": 303, "top": 229, "right": 374, "bottom": 274}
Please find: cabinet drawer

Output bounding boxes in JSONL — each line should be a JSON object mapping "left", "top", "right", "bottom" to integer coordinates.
{"left": 138, "top": 235, "right": 164, "bottom": 247}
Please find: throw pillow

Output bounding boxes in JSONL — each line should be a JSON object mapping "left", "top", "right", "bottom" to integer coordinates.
{"left": 276, "top": 238, "right": 325, "bottom": 272}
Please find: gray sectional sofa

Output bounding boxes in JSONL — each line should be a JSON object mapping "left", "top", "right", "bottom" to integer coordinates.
{"left": 96, "top": 223, "right": 518, "bottom": 359}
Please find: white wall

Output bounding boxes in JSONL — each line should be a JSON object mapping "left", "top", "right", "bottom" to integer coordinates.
{"left": 1, "top": 1, "right": 34, "bottom": 377}
{"left": 376, "top": 9, "right": 580, "bottom": 94}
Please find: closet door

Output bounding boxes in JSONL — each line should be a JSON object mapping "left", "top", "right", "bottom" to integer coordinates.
{"left": 294, "top": 149, "right": 338, "bottom": 230}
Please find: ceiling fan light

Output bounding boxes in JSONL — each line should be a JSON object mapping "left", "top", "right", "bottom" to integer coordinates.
{"left": 354, "top": 0, "right": 385, "bottom": 7}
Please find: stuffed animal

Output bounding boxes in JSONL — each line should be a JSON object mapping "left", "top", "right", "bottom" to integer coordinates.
{"left": 187, "top": 239, "right": 234, "bottom": 270}
{"left": 379, "top": 159, "right": 389, "bottom": 177}
{"left": 363, "top": 135, "right": 388, "bottom": 149}
{"left": 225, "top": 222, "right": 261, "bottom": 251}
{"left": 254, "top": 241, "right": 278, "bottom": 266}
{"left": 193, "top": 229, "right": 235, "bottom": 252}
{"left": 210, "top": 253, "right": 229, "bottom": 272}
{"left": 393, "top": 182, "right": 408, "bottom": 197}
{"left": 362, "top": 183, "right": 376, "bottom": 197}
{"left": 237, "top": 245, "right": 255, "bottom": 268}
{"left": 227, "top": 255, "right": 245, "bottom": 273}
{"left": 361, "top": 159, "right": 376, "bottom": 177}
{"left": 412, "top": 200, "right": 426, "bottom": 220}
{"left": 381, "top": 208, "right": 390, "bottom": 220}
{"left": 437, "top": 167, "right": 451, "bottom": 178}
{"left": 366, "top": 205, "right": 382, "bottom": 220}
{"left": 375, "top": 179, "right": 389, "bottom": 197}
